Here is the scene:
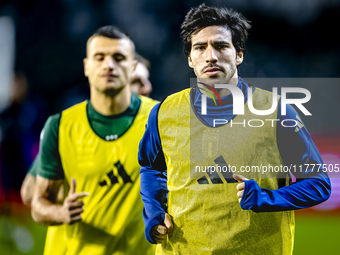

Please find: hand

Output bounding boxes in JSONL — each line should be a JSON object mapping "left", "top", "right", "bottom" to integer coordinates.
{"left": 150, "top": 213, "right": 173, "bottom": 244}
{"left": 233, "top": 174, "right": 249, "bottom": 203}
{"left": 61, "top": 178, "right": 89, "bottom": 224}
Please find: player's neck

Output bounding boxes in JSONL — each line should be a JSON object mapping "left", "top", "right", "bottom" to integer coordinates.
{"left": 198, "top": 75, "right": 239, "bottom": 98}
{"left": 90, "top": 86, "right": 131, "bottom": 116}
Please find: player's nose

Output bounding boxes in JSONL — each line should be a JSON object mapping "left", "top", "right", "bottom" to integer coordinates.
{"left": 103, "top": 57, "right": 115, "bottom": 70}
{"left": 205, "top": 46, "right": 218, "bottom": 63}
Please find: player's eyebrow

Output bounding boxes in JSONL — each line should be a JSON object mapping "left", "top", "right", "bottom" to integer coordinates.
{"left": 192, "top": 42, "right": 207, "bottom": 47}
{"left": 193, "top": 41, "right": 230, "bottom": 47}
{"left": 93, "top": 52, "right": 105, "bottom": 57}
{"left": 93, "top": 52, "right": 126, "bottom": 58}
{"left": 213, "top": 41, "right": 230, "bottom": 45}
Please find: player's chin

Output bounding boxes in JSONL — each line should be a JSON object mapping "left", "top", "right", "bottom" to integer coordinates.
{"left": 102, "top": 80, "right": 123, "bottom": 89}
{"left": 102, "top": 85, "right": 125, "bottom": 96}
{"left": 199, "top": 75, "right": 226, "bottom": 85}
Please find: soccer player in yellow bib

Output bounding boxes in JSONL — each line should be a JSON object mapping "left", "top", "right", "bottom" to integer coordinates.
{"left": 21, "top": 50, "right": 155, "bottom": 255}
{"left": 21, "top": 50, "right": 155, "bottom": 254}
{"left": 30, "top": 25, "right": 158, "bottom": 255}
{"left": 139, "top": 4, "right": 331, "bottom": 255}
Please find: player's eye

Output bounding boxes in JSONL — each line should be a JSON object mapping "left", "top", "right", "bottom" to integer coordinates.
{"left": 216, "top": 45, "right": 227, "bottom": 49}
{"left": 114, "top": 54, "right": 125, "bottom": 62}
{"left": 195, "top": 46, "right": 205, "bottom": 50}
{"left": 94, "top": 54, "right": 104, "bottom": 61}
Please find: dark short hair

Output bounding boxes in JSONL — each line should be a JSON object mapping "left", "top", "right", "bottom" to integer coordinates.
{"left": 93, "top": 25, "right": 130, "bottom": 40}
{"left": 180, "top": 4, "right": 251, "bottom": 57}
{"left": 86, "top": 25, "right": 135, "bottom": 56}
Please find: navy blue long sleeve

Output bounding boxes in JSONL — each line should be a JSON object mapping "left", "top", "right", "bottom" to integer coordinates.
{"left": 138, "top": 78, "right": 331, "bottom": 243}
{"left": 138, "top": 103, "right": 168, "bottom": 244}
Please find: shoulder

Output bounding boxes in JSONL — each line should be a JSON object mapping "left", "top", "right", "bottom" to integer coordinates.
{"left": 40, "top": 113, "right": 61, "bottom": 151}
{"left": 47, "top": 113, "right": 61, "bottom": 123}
{"left": 42, "top": 101, "right": 87, "bottom": 140}
{"left": 61, "top": 100, "right": 87, "bottom": 117}
{"left": 253, "top": 86, "right": 271, "bottom": 95}
{"left": 42, "top": 113, "right": 61, "bottom": 138}
{"left": 253, "top": 86, "right": 280, "bottom": 99}
{"left": 248, "top": 86, "right": 280, "bottom": 111}
{"left": 165, "top": 88, "right": 191, "bottom": 102}
{"left": 160, "top": 88, "right": 191, "bottom": 109}
{"left": 137, "top": 96, "right": 159, "bottom": 117}
{"left": 139, "top": 96, "right": 159, "bottom": 109}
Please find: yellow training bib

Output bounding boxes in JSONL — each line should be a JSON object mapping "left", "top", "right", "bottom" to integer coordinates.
{"left": 43, "top": 226, "right": 67, "bottom": 255}
{"left": 157, "top": 88, "right": 294, "bottom": 255}
{"left": 58, "top": 97, "right": 157, "bottom": 255}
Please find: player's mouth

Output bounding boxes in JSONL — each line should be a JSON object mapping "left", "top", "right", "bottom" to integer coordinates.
{"left": 103, "top": 74, "right": 118, "bottom": 82}
{"left": 204, "top": 67, "right": 223, "bottom": 76}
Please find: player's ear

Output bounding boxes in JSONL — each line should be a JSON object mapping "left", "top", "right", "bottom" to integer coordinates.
{"left": 132, "top": 59, "right": 138, "bottom": 72}
{"left": 83, "top": 58, "right": 88, "bottom": 77}
{"left": 188, "top": 55, "right": 193, "bottom": 68}
{"left": 236, "top": 51, "right": 243, "bottom": 66}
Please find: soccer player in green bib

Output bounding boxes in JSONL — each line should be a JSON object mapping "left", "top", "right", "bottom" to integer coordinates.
{"left": 139, "top": 4, "right": 331, "bottom": 255}
{"left": 30, "top": 25, "right": 158, "bottom": 255}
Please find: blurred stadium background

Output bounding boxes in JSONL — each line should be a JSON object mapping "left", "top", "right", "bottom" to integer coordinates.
{"left": 0, "top": 0, "right": 339, "bottom": 254}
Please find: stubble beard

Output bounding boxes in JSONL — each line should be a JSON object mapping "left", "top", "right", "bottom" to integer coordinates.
{"left": 103, "top": 87, "right": 123, "bottom": 98}
{"left": 93, "top": 80, "right": 125, "bottom": 98}
{"left": 224, "top": 61, "right": 238, "bottom": 86}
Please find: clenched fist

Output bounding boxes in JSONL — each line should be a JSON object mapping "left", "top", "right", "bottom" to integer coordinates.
{"left": 233, "top": 174, "right": 249, "bottom": 203}
{"left": 150, "top": 213, "right": 173, "bottom": 243}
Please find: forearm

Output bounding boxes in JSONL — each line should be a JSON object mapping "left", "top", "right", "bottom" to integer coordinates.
{"left": 31, "top": 196, "right": 65, "bottom": 226}
{"left": 241, "top": 172, "right": 331, "bottom": 212}
{"left": 32, "top": 175, "right": 68, "bottom": 226}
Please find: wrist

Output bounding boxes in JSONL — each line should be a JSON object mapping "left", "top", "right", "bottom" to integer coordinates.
{"left": 240, "top": 179, "right": 262, "bottom": 211}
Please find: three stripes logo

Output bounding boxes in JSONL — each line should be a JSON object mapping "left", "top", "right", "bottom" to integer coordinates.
{"left": 99, "top": 160, "right": 132, "bottom": 186}
{"left": 197, "top": 155, "right": 237, "bottom": 185}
